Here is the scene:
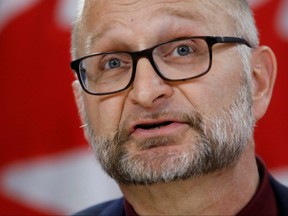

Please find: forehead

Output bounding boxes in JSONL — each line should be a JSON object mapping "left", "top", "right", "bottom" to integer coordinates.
{"left": 79, "top": 0, "right": 233, "bottom": 53}
{"left": 84, "top": 0, "right": 212, "bottom": 18}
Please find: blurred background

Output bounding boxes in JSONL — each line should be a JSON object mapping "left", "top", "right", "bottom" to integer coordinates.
{"left": 0, "top": 0, "right": 287, "bottom": 215}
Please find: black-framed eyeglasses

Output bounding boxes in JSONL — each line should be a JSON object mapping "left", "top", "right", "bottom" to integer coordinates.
{"left": 70, "top": 36, "right": 251, "bottom": 96}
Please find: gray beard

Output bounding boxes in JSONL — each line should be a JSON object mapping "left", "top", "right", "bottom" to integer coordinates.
{"left": 86, "top": 79, "right": 255, "bottom": 185}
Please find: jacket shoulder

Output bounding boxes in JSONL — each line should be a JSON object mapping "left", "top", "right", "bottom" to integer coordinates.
{"left": 73, "top": 197, "right": 125, "bottom": 216}
{"left": 269, "top": 176, "right": 288, "bottom": 215}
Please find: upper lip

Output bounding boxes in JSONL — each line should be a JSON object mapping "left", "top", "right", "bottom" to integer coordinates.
{"left": 128, "top": 118, "right": 184, "bottom": 134}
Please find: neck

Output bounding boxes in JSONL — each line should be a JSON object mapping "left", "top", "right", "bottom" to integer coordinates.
{"left": 119, "top": 144, "right": 259, "bottom": 215}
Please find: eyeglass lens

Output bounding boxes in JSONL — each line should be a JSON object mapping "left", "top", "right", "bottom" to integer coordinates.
{"left": 78, "top": 38, "right": 210, "bottom": 94}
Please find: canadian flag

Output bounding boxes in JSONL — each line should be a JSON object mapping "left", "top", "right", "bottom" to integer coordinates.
{"left": 0, "top": 0, "right": 287, "bottom": 215}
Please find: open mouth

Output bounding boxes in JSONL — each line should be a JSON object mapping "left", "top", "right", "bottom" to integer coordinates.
{"left": 135, "top": 121, "right": 174, "bottom": 130}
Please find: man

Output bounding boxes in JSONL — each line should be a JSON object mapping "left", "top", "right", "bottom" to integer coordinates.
{"left": 70, "top": 0, "right": 288, "bottom": 215}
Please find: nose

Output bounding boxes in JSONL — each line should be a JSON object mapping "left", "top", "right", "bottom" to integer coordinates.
{"left": 128, "top": 58, "right": 174, "bottom": 108}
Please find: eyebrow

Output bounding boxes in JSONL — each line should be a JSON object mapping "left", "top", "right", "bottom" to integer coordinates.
{"left": 85, "top": 4, "right": 208, "bottom": 53}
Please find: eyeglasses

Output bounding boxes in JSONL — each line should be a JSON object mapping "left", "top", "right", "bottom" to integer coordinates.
{"left": 70, "top": 36, "right": 251, "bottom": 95}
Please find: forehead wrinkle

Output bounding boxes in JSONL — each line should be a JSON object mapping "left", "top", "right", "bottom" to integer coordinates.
{"left": 85, "top": 18, "right": 131, "bottom": 54}
{"left": 85, "top": 1, "right": 212, "bottom": 54}
{"left": 159, "top": 4, "right": 208, "bottom": 23}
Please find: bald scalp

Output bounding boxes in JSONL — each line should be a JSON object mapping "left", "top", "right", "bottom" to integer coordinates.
{"left": 71, "top": 0, "right": 258, "bottom": 59}
{"left": 203, "top": 0, "right": 258, "bottom": 46}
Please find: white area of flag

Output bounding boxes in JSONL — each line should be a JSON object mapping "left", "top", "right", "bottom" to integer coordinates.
{"left": 0, "top": 148, "right": 122, "bottom": 214}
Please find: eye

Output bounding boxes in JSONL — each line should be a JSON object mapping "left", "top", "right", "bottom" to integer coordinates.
{"left": 173, "top": 45, "right": 193, "bottom": 56}
{"left": 105, "top": 58, "right": 121, "bottom": 70}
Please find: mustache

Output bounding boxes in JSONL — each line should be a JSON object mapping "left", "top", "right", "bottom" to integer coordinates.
{"left": 113, "top": 109, "right": 204, "bottom": 147}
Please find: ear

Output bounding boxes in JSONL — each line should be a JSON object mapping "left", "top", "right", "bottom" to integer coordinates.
{"left": 251, "top": 46, "right": 277, "bottom": 121}
{"left": 72, "top": 80, "right": 90, "bottom": 140}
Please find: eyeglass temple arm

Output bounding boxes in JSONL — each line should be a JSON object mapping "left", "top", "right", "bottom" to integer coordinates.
{"left": 213, "top": 36, "right": 252, "bottom": 48}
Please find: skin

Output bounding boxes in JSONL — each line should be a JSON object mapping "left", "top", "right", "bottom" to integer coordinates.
{"left": 73, "top": 0, "right": 277, "bottom": 215}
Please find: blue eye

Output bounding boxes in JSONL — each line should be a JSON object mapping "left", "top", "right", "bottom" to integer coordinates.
{"left": 176, "top": 45, "right": 191, "bottom": 56}
{"left": 107, "top": 58, "right": 121, "bottom": 69}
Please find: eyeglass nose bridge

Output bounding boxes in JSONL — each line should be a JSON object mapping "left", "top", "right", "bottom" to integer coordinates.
{"left": 129, "top": 47, "right": 171, "bottom": 83}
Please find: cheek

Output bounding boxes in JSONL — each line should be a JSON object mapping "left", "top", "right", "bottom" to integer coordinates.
{"left": 178, "top": 60, "right": 244, "bottom": 113}
{"left": 84, "top": 94, "right": 125, "bottom": 136}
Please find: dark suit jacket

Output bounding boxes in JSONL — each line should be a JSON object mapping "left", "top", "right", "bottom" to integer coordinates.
{"left": 74, "top": 176, "right": 288, "bottom": 216}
